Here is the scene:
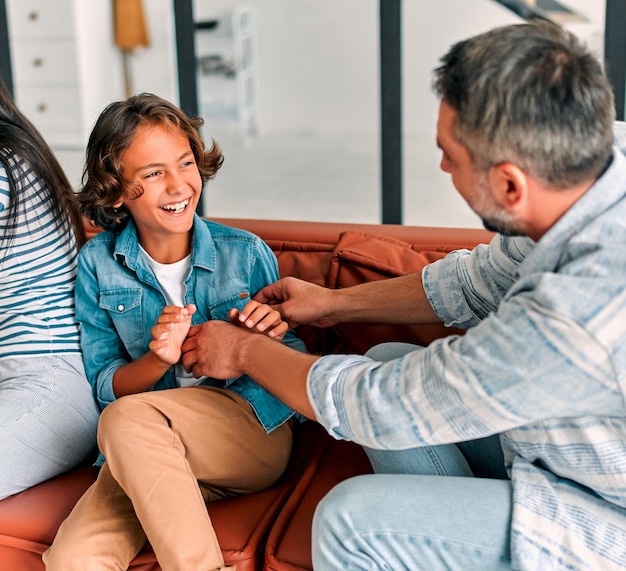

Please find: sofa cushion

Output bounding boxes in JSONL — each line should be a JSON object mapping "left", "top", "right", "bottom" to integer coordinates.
{"left": 328, "top": 230, "right": 444, "bottom": 282}
{"left": 0, "top": 421, "right": 327, "bottom": 571}
{"left": 325, "top": 231, "right": 465, "bottom": 354}
{"left": 264, "top": 435, "right": 373, "bottom": 571}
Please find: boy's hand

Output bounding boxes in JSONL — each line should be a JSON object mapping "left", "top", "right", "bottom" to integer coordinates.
{"left": 229, "top": 301, "right": 288, "bottom": 341}
{"left": 149, "top": 304, "right": 197, "bottom": 364}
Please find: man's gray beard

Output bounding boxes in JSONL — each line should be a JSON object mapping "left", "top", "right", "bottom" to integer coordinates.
{"left": 480, "top": 216, "right": 524, "bottom": 236}
{"left": 472, "top": 174, "right": 525, "bottom": 236}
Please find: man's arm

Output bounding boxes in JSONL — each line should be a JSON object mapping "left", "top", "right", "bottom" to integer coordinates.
{"left": 181, "top": 320, "right": 318, "bottom": 419}
{"left": 254, "top": 272, "right": 441, "bottom": 329}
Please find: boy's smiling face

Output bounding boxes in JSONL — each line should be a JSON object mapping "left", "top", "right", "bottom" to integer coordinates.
{"left": 119, "top": 122, "right": 203, "bottom": 262}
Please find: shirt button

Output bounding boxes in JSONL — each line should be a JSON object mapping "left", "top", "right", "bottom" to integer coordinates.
{"left": 117, "top": 304, "right": 125, "bottom": 311}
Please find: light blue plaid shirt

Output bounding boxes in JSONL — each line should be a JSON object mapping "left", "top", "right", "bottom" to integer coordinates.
{"left": 308, "top": 141, "right": 626, "bottom": 570}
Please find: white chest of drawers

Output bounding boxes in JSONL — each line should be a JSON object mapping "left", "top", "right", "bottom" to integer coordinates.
{"left": 6, "top": 0, "right": 121, "bottom": 149}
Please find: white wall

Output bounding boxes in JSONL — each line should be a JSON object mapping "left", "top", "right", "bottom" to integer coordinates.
{"left": 193, "top": 0, "right": 523, "bottom": 137}
{"left": 192, "top": 0, "right": 609, "bottom": 138}
{"left": 129, "top": 0, "right": 179, "bottom": 103}
{"left": 202, "top": 0, "right": 601, "bottom": 228}
{"left": 191, "top": 0, "right": 523, "bottom": 226}
{"left": 194, "top": 0, "right": 379, "bottom": 135}
{"left": 56, "top": 0, "right": 607, "bottom": 226}
{"left": 104, "top": 0, "right": 607, "bottom": 141}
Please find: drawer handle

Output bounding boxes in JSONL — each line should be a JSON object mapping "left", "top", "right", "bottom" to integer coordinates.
{"left": 28, "top": 11, "right": 39, "bottom": 21}
{"left": 36, "top": 103, "right": 47, "bottom": 113}
{"left": 33, "top": 58, "right": 43, "bottom": 67}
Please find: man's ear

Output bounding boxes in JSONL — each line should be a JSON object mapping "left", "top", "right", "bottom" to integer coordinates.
{"left": 488, "top": 162, "right": 529, "bottom": 213}
{"left": 112, "top": 199, "right": 124, "bottom": 209}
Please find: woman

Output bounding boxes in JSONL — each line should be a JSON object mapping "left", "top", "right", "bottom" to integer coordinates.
{"left": 0, "top": 78, "right": 99, "bottom": 499}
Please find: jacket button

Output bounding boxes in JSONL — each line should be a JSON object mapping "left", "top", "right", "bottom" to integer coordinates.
{"left": 117, "top": 304, "right": 125, "bottom": 311}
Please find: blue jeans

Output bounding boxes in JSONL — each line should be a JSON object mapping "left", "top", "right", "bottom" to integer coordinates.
{"left": 312, "top": 342, "right": 513, "bottom": 570}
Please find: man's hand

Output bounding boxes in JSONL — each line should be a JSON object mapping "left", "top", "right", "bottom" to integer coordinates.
{"left": 181, "top": 320, "right": 250, "bottom": 380}
{"left": 253, "top": 277, "right": 339, "bottom": 328}
{"left": 149, "top": 304, "right": 197, "bottom": 365}
{"left": 229, "top": 300, "right": 289, "bottom": 340}
{"left": 181, "top": 318, "right": 319, "bottom": 420}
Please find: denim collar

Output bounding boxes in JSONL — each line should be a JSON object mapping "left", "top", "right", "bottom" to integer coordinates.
{"left": 113, "top": 214, "right": 216, "bottom": 277}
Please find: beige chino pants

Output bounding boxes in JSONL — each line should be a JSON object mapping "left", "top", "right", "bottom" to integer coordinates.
{"left": 43, "top": 386, "right": 293, "bottom": 571}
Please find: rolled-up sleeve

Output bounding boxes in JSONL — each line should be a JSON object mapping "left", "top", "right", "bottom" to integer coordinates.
{"left": 423, "top": 235, "right": 534, "bottom": 328}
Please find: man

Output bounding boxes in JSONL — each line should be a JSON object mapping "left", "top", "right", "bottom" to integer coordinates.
{"left": 182, "top": 21, "right": 626, "bottom": 570}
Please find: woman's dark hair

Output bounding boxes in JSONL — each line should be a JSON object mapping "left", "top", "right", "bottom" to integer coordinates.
{"left": 80, "top": 93, "right": 224, "bottom": 231}
{"left": 0, "top": 78, "right": 86, "bottom": 248}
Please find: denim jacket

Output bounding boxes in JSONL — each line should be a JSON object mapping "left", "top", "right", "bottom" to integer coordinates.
{"left": 75, "top": 215, "right": 306, "bottom": 433}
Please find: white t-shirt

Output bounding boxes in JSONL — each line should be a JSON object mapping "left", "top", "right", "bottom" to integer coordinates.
{"left": 139, "top": 246, "right": 201, "bottom": 388}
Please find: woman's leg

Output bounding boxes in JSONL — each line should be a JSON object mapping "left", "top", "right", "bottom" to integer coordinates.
{"left": 313, "top": 474, "right": 513, "bottom": 570}
{"left": 0, "top": 354, "right": 99, "bottom": 499}
{"left": 47, "top": 386, "right": 292, "bottom": 571}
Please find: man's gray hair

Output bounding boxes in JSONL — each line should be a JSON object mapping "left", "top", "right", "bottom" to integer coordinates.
{"left": 433, "top": 21, "right": 615, "bottom": 188}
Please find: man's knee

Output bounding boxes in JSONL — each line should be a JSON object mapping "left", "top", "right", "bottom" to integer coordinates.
{"left": 312, "top": 476, "right": 381, "bottom": 568}
{"left": 313, "top": 475, "right": 376, "bottom": 533}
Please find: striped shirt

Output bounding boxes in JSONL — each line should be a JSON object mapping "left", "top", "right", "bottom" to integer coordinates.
{"left": 0, "top": 153, "right": 80, "bottom": 357}
{"left": 308, "top": 147, "right": 626, "bottom": 570}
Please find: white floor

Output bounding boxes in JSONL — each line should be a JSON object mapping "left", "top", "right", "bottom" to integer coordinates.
{"left": 204, "top": 131, "right": 482, "bottom": 228}
{"left": 56, "top": 130, "right": 482, "bottom": 230}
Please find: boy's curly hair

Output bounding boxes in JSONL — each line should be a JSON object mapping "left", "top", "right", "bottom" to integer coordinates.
{"left": 80, "top": 93, "right": 223, "bottom": 231}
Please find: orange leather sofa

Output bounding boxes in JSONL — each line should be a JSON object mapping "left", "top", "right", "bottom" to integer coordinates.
{"left": 0, "top": 218, "right": 491, "bottom": 571}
